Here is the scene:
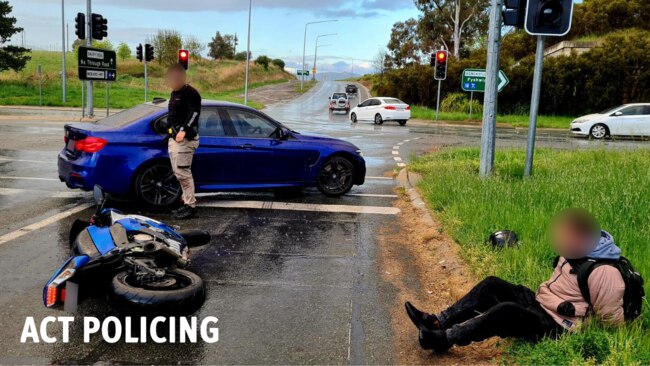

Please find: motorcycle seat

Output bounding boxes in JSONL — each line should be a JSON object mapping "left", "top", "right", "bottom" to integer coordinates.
{"left": 109, "top": 223, "right": 129, "bottom": 248}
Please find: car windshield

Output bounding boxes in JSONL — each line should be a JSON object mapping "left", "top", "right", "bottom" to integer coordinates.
{"left": 599, "top": 106, "right": 622, "bottom": 115}
{"left": 333, "top": 93, "right": 347, "bottom": 99}
{"left": 382, "top": 98, "right": 405, "bottom": 105}
{"left": 96, "top": 104, "right": 161, "bottom": 127}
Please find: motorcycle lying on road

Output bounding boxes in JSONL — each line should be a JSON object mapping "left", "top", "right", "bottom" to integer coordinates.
{"left": 43, "top": 185, "right": 210, "bottom": 315}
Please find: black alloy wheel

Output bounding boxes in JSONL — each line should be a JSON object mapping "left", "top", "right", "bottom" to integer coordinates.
{"left": 317, "top": 157, "right": 355, "bottom": 197}
{"left": 135, "top": 163, "right": 181, "bottom": 207}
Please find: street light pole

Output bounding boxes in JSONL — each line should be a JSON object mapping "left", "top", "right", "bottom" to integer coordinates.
{"left": 301, "top": 19, "right": 337, "bottom": 90}
{"left": 243, "top": 0, "right": 252, "bottom": 105}
{"left": 312, "top": 33, "right": 336, "bottom": 81}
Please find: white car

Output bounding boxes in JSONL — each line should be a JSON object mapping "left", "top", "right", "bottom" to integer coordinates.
{"left": 349, "top": 97, "right": 411, "bottom": 126}
{"left": 571, "top": 103, "right": 650, "bottom": 139}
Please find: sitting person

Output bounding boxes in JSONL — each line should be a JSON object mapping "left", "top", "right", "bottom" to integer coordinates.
{"left": 405, "top": 208, "right": 627, "bottom": 353}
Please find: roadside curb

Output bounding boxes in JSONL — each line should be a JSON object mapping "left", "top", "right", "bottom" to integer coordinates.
{"left": 396, "top": 168, "right": 435, "bottom": 227}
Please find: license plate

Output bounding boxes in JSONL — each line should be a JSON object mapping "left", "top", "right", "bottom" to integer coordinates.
{"left": 66, "top": 138, "right": 76, "bottom": 152}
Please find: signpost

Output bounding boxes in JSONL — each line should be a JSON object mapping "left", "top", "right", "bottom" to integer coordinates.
{"left": 461, "top": 68, "right": 509, "bottom": 93}
{"left": 297, "top": 70, "right": 310, "bottom": 76}
{"left": 78, "top": 46, "right": 117, "bottom": 81}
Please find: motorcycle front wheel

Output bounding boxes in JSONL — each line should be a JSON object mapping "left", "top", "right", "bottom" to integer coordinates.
{"left": 109, "top": 268, "right": 205, "bottom": 315}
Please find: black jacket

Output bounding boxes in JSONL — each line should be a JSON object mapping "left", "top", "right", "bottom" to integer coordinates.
{"left": 167, "top": 84, "right": 201, "bottom": 140}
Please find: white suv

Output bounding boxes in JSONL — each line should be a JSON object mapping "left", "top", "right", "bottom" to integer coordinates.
{"left": 329, "top": 93, "right": 350, "bottom": 113}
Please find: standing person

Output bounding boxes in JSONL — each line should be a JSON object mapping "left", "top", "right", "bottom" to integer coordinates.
{"left": 166, "top": 63, "right": 201, "bottom": 219}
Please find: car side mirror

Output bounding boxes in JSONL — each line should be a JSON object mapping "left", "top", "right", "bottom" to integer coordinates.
{"left": 278, "top": 128, "right": 291, "bottom": 140}
{"left": 613, "top": 111, "right": 623, "bottom": 116}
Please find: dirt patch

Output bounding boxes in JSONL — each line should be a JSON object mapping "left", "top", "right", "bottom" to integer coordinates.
{"left": 378, "top": 190, "right": 500, "bottom": 365}
{"left": 241, "top": 80, "right": 303, "bottom": 107}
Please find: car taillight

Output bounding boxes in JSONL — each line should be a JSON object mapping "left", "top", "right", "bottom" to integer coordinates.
{"left": 384, "top": 105, "right": 397, "bottom": 110}
{"left": 75, "top": 137, "right": 107, "bottom": 153}
{"left": 405, "top": 106, "right": 411, "bottom": 110}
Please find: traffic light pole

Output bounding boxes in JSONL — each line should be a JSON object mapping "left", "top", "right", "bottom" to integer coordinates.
{"left": 435, "top": 79, "right": 442, "bottom": 122}
{"left": 479, "top": 0, "right": 503, "bottom": 177}
{"left": 61, "top": 0, "right": 66, "bottom": 103}
{"left": 524, "top": 35, "right": 545, "bottom": 177}
{"left": 144, "top": 61, "right": 148, "bottom": 103}
{"left": 85, "top": 0, "right": 93, "bottom": 117}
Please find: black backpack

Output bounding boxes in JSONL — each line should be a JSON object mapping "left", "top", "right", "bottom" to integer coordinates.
{"left": 564, "top": 256, "right": 645, "bottom": 321}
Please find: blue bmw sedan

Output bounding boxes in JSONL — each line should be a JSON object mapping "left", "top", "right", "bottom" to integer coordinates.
{"left": 58, "top": 100, "right": 366, "bottom": 206}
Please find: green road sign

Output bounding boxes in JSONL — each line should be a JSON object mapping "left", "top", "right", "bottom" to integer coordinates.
{"left": 297, "top": 70, "right": 310, "bottom": 76}
{"left": 78, "top": 46, "right": 117, "bottom": 81}
{"left": 461, "top": 68, "right": 509, "bottom": 93}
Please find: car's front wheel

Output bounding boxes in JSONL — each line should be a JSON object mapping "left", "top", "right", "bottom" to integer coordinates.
{"left": 317, "top": 157, "right": 355, "bottom": 197}
{"left": 590, "top": 124, "right": 609, "bottom": 139}
{"left": 350, "top": 113, "right": 358, "bottom": 123}
{"left": 374, "top": 114, "right": 384, "bottom": 125}
{"left": 134, "top": 163, "right": 182, "bottom": 207}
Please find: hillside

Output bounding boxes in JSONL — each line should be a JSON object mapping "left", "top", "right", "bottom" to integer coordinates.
{"left": 0, "top": 51, "right": 294, "bottom": 109}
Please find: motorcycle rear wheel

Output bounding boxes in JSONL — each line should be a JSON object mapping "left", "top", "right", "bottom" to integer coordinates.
{"left": 110, "top": 268, "right": 205, "bottom": 315}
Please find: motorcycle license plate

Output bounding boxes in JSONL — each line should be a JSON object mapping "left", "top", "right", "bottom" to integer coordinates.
{"left": 63, "top": 281, "right": 79, "bottom": 313}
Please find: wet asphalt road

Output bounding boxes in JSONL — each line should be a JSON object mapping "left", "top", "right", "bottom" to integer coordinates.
{"left": 1, "top": 81, "right": 649, "bottom": 364}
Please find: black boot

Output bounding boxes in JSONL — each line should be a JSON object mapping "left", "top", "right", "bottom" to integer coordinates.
{"left": 419, "top": 329, "right": 451, "bottom": 354}
{"left": 405, "top": 302, "right": 442, "bottom": 331}
{"left": 174, "top": 205, "right": 197, "bottom": 219}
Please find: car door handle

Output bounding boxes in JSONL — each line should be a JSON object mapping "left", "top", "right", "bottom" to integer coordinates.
{"left": 240, "top": 143, "right": 255, "bottom": 149}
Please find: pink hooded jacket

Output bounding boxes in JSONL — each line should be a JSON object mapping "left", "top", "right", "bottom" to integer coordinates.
{"left": 536, "top": 231, "right": 626, "bottom": 330}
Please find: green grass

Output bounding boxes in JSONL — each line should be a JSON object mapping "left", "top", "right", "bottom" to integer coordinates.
{"left": 410, "top": 105, "right": 573, "bottom": 129}
{"left": 294, "top": 80, "right": 317, "bottom": 94}
{"left": 409, "top": 148, "right": 650, "bottom": 365}
{"left": 0, "top": 51, "right": 293, "bottom": 110}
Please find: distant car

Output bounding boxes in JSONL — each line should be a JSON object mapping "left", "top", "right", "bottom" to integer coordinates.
{"left": 346, "top": 84, "right": 358, "bottom": 97}
{"left": 349, "top": 97, "right": 411, "bottom": 126}
{"left": 329, "top": 92, "right": 350, "bottom": 113}
{"left": 58, "top": 100, "right": 366, "bottom": 206}
{"left": 570, "top": 103, "right": 650, "bottom": 139}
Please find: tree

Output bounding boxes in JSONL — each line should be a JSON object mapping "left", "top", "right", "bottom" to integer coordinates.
{"left": 184, "top": 35, "right": 204, "bottom": 58}
{"left": 234, "top": 51, "right": 251, "bottom": 61}
{"left": 255, "top": 55, "right": 271, "bottom": 70}
{"left": 386, "top": 19, "right": 422, "bottom": 67}
{"left": 414, "top": 0, "right": 489, "bottom": 58}
{"left": 117, "top": 42, "right": 131, "bottom": 61}
{"left": 272, "top": 58, "right": 285, "bottom": 70}
{"left": 570, "top": 0, "right": 650, "bottom": 38}
{"left": 0, "top": 1, "right": 30, "bottom": 72}
{"left": 149, "top": 29, "right": 182, "bottom": 66}
{"left": 208, "top": 32, "right": 235, "bottom": 60}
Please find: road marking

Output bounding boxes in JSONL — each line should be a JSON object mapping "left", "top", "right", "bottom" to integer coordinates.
{"left": 394, "top": 157, "right": 402, "bottom": 162}
{"left": 0, "top": 187, "right": 25, "bottom": 195}
{"left": 366, "top": 176, "right": 393, "bottom": 180}
{"left": 0, "top": 157, "right": 52, "bottom": 164}
{"left": 0, "top": 203, "right": 93, "bottom": 246}
{"left": 0, "top": 176, "right": 59, "bottom": 181}
{"left": 392, "top": 146, "right": 400, "bottom": 150}
{"left": 397, "top": 142, "right": 404, "bottom": 146}
{"left": 348, "top": 193, "right": 398, "bottom": 198}
{"left": 199, "top": 200, "right": 400, "bottom": 215}
{"left": 397, "top": 163, "right": 406, "bottom": 167}
{"left": 392, "top": 151, "right": 399, "bottom": 155}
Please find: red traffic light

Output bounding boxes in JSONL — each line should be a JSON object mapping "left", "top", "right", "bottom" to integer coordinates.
{"left": 436, "top": 51, "right": 447, "bottom": 62}
{"left": 179, "top": 50, "right": 188, "bottom": 60}
{"left": 178, "top": 49, "right": 190, "bottom": 70}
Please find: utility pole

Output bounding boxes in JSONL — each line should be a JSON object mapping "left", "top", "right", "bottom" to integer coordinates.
{"left": 524, "top": 36, "right": 545, "bottom": 176}
{"left": 301, "top": 20, "right": 337, "bottom": 90}
{"left": 85, "top": 0, "right": 93, "bottom": 117}
{"left": 478, "top": 0, "right": 502, "bottom": 177}
{"left": 243, "top": 0, "right": 252, "bottom": 105}
{"left": 61, "top": 0, "right": 66, "bottom": 103}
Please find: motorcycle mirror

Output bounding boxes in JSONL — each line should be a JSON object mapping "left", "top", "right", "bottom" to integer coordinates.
{"left": 93, "top": 185, "right": 106, "bottom": 205}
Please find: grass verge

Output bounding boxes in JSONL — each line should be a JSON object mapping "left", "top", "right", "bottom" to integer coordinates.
{"left": 410, "top": 105, "right": 573, "bottom": 129}
{"left": 409, "top": 148, "right": 650, "bottom": 365}
{"left": 294, "top": 80, "right": 318, "bottom": 94}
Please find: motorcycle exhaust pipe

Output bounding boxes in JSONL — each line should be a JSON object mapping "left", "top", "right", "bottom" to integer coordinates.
{"left": 143, "top": 242, "right": 159, "bottom": 253}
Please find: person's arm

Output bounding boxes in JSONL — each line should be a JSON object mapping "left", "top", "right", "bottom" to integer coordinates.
{"left": 176, "top": 89, "right": 201, "bottom": 141}
{"left": 588, "top": 265, "right": 626, "bottom": 325}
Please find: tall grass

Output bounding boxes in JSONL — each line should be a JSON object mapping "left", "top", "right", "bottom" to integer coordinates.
{"left": 0, "top": 51, "right": 293, "bottom": 109}
{"left": 410, "top": 148, "right": 650, "bottom": 364}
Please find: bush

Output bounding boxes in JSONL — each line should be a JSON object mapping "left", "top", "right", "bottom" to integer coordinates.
{"left": 272, "top": 58, "right": 285, "bottom": 70}
{"left": 440, "top": 93, "right": 483, "bottom": 115}
{"left": 254, "top": 55, "right": 271, "bottom": 71}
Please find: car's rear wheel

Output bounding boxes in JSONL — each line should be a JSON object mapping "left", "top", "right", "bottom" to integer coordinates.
{"left": 317, "top": 157, "right": 355, "bottom": 197}
{"left": 590, "top": 124, "right": 609, "bottom": 139}
{"left": 135, "top": 163, "right": 181, "bottom": 207}
{"left": 398, "top": 120, "right": 407, "bottom": 126}
{"left": 374, "top": 114, "right": 384, "bottom": 125}
{"left": 350, "top": 113, "right": 358, "bottom": 123}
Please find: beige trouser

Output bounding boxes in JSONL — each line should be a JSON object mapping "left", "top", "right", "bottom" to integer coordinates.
{"left": 168, "top": 137, "right": 199, "bottom": 207}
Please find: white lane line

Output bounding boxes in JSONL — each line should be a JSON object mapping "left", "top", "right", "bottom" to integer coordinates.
{"left": 392, "top": 151, "right": 399, "bottom": 155}
{"left": 366, "top": 176, "right": 393, "bottom": 180}
{"left": 0, "top": 203, "right": 93, "bottom": 246}
{"left": 0, "top": 176, "right": 58, "bottom": 181}
{"left": 392, "top": 146, "right": 400, "bottom": 151}
{"left": 0, "top": 187, "right": 25, "bottom": 195}
{"left": 394, "top": 157, "right": 402, "bottom": 162}
{"left": 0, "top": 157, "right": 52, "bottom": 164}
{"left": 397, "top": 163, "right": 406, "bottom": 167}
{"left": 348, "top": 193, "right": 398, "bottom": 198}
{"left": 397, "top": 142, "right": 404, "bottom": 146}
{"left": 199, "top": 200, "right": 400, "bottom": 215}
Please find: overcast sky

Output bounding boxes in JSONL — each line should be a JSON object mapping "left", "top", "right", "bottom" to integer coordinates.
{"left": 9, "top": 0, "right": 420, "bottom": 74}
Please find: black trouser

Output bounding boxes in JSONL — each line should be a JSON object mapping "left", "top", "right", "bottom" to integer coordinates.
{"left": 438, "top": 276, "right": 564, "bottom": 346}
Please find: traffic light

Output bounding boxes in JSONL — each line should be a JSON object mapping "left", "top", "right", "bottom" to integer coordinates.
{"left": 74, "top": 13, "right": 85, "bottom": 40}
{"left": 503, "top": 0, "right": 527, "bottom": 29}
{"left": 433, "top": 50, "right": 448, "bottom": 81}
{"left": 91, "top": 13, "right": 108, "bottom": 40}
{"left": 525, "top": 0, "right": 574, "bottom": 36}
{"left": 178, "top": 49, "right": 189, "bottom": 70}
{"left": 145, "top": 44, "right": 154, "bottom": 62}
{"left": 136, "top": 44, "right": 143, "bottom": 62}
